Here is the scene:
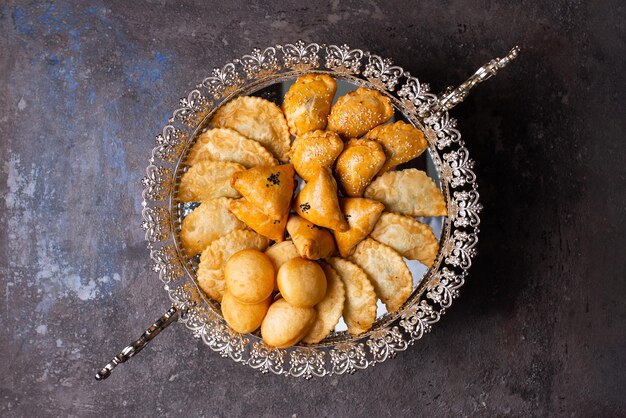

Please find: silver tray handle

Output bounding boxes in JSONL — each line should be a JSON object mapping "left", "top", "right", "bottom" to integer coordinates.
{"left": 424, "top": 45, "right": 521, "bottom": 118}
{"left": 95, "top": 304, "right": 183, "bottom": 381}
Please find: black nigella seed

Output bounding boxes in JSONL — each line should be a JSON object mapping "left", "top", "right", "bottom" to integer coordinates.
{"left": 267, "top": 173, "right": 280, "bottom": 185}
{"left": 299, "top": 202, "right": 311, "bottom": 213}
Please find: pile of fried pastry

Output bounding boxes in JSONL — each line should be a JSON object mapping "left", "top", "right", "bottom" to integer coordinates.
{"left": 178, "top": 74, "right": 447, "bottom": 348}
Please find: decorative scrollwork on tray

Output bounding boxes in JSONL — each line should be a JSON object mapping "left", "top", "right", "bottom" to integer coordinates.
{"left": 141, "top": 41, "right": 482, "bottom": 378}
{"left": 278, "top": 41, "right": 320, "bottom": 70}
{"left": 289, "top": 347, "right": 326, "bottom": 379}
{"left": 247, "top": 342, "right": 286, "bottom": 375}
{"left": 442, "top": 147, "right": 477, "bottom": 188}
{"left": 237, "top": 47, "right": 280, "bottom": 79}
{"left": 325, "top": 44, "right": 364, "bottom": 75}
{"left": 200, "top": 63, "right": 243, "bottom": 99}
{"left": 330, "top": 342, "right": 368, "bottom": 374}
{"left": 363, "top": 55, "right": 404, "bottom": 91}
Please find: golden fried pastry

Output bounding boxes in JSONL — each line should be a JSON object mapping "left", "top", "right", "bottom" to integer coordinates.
{"left": 265, "top": 240, "right": 299, "bottom": 272}
{"left": 370, "top": 212, "right": 439, "bottom": 267}
{"left": 187, "top": 128, "right": 277, "bottom": 168}
{"left": 197, "top": 230, "right": 269, "bottom": 302}
{"left": 364, "top": 121, "right": 428, "bottom": 173}
{"left": 289, "top": 130, "right": 344, "bottom": 181}
{"left": 364, "top": 169, "right": 447, "bottom": 217}
{"left": 180, "top": 197, "right": 246, "bottom": 257}
{"left": 221, "top": 291, "right": 271, "bottom": 334}
{"left": 212, "top": 96, "right": 291, "bottom": 162}
{"left": 327, "top": 88, "right": 394, "bottom": 138}
{"left": 231, "top": 164, "right": 295, "bottom": 219}
{"left": 349, "top": 238, "right": 412, "bottom": 313}
{"left": 286, "top": 215, "right": 336, "bottom": 260}
{"left": 261, "top": 298, "right": 317, "bottom": 348}
{"left": 265, "top": 240, "right": 299, "bottom": 291}
{"left": 302, "top": 263, "right": 346, "bottom": 344}
{"left": 178, "top": 160, "right": 244, "bottom": 202}
{"left": 293, "top": 167, "right": 348, "bottom": 232}
{"left": 229, "top": 199, "right": 287, "bottom": 242}
{"left": 334, "top": 139, "right": 386, "bottom": 197}
{"left": 277, "top": 258, "right": 327, "bottom": 308}
{"left": 282, "top": 74, "right": 337, "bottom": 136}
{"left": 326, "top": 257, "right": 377, "bottom": 335}
{"left": 224, "top": 249, "right": 275, "bottom": 304}
{"left": 334, "top": 198, "right": 385, "bottom": 257}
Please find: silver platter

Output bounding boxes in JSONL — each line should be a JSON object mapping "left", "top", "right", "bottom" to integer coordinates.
{"left": 141, "top": 41, "right": 485, "bottom": 378}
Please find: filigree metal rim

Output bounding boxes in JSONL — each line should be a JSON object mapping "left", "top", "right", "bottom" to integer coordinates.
{"left": 141, "top": 41, "right": 481, "bottom": 378}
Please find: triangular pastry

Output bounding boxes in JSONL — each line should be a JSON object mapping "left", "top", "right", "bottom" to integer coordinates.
{"left": 229, "top": 199, "right": 287, "bottom": 242}
{"left": 293, "top": 167, "right": 348, "bottom": 232}
{"left": 286, "top": 215, "right": 336, "bottom": 260}
{"left": 334, "top": 198, "right": 385, "bottom": 257}
{"left": 231, "top": 164, "right": 295, "bottom": 219}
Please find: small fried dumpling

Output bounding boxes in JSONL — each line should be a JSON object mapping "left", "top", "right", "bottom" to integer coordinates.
{"left": 326, "top": 257, "right": 377, "bottom": 335}
{"left": 364, "top": 121, "right": 428, "bottom": 173}
{"left": 187, "top": 128, "right": 277, "bottom": 168}
{"left": 286, "top": 215, "right": 336, "bottom": 260}
{"left": 178, "top": 160, "right": 244, "bottom": 202}
{"left": 293, "top": 167, "right": 348, "bottom": 232}
{"left": 283, "top": 74, "right": 337, "bottom": 136}
{"left": 180, "top": 197, "right": 246, "bottom": 257}
{"left": 334, "top": 198, "right": 385, "bottom": 257}
{"left": 302, "top": 262, "right": 346, "bottom": 344}
{"left": 231, "top": 164, "right": 295, "bottom": 219}
{"left": 370, "top": 212, "right": 439, "bottom": 267}
{"left": 334, "top": 139, "right": 386, "bottom": 197}
{"left": 265, "top": 240, "right": 299, "bottom": 271}
{"left": 197, "top": 229, "right": 269, "bottom": 301}
{"left": 349, "top": 238, "right": 412, "bottom": 313}
{"left": 327, "top": 88, "right": 394, "bottom": 138}
{"left": 229, "top": 199, "right": 287, "bottom": 242}
{"left": 364, "top": 169, "right": 447, "bottom": 217}
{"left": 289, "top": 130, "right": 343, "bottom": 181}
{"left": 212, "top": 96, "right": 291, "bottom": 162}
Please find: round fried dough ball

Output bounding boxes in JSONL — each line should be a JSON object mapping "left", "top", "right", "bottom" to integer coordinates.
{"left": 221, "top": 291, "right": 271, "bottom": 334}
{"left": 261, "top": 298, "right": 317, "bottom": 348}
{"left": 225, "top": 249, "right": 275, "bottom": 304}
{"left": 276, "top": 257, "right": 327, "bottom": 308}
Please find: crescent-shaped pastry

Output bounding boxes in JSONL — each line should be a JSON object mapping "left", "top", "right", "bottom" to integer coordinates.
{"left": 197, "top": 229, "right": 269, "bottom": 302}
{"left": 293, "top": 167, "right": 348, "bottom": 232}
{"left": 334, "top": 139, "right": 386, "bottom": 197}
{"left": 212, "top": 96, "right": 291, "bottom": 162}
{"left": 364, "top": 121, "right": 428, "bottom": 173}
{"left": 231, "top": 164, "right": 295, "bottom": 219}
{"left": 333, "top": 198, "right": 385, "bottom": 257}
{"left": 327, "top": 88, "right": 394, "bottom": 138}
{"left": 187, "top": 128, "right": 277, "bottom": 168}
{"left": 364, "top": 169, "right": 447, "bottom": 217}
{"left": 286, "top": 215, "right": 337, "bottom": 260}
{"left": 229, "top": 199, "right": 287, "bottom": 242}
{"left": 348, "top": 238, "right": 412, "bottom": 313}
{"left": 179, "top": 197, "right": 246, "bottom": 257}
{"left": 370, "top": 212, "right": 440, "bottom": 267}
{"left": 289, "top": 130, "right": 344, "bottom": 181}
{"left": 326, "top": 257, "right": 377, "bottom": 335}
{"left": 302, "top": 262, "right": 346, "bottom": 344}
{"left": 178, "top": 160, "right": 244, "bottom": 202}
{"left": 282, "top": 74, "right": 337, "bottom": 136}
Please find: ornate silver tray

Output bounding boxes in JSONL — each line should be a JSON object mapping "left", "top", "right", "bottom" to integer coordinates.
{"left": 96, "top": 41, "right": 519, "bottom": 380}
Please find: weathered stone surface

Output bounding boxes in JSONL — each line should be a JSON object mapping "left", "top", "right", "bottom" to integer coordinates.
{"left": 1, "top": 0, "right": 624, "bottom": 416}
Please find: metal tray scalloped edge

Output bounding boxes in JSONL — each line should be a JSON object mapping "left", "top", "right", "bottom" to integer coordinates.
{"left": 140, "top": 41, "right": 481, "bottom": 378}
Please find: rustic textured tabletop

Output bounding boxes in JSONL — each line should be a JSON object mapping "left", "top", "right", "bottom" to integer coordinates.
{"left": 1, "top": 0, "right": 625, "bottom": 416}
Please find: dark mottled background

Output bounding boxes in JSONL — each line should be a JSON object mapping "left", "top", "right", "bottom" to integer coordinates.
{"left": 1, "top": 0, "right": 624, "bottom": 416}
